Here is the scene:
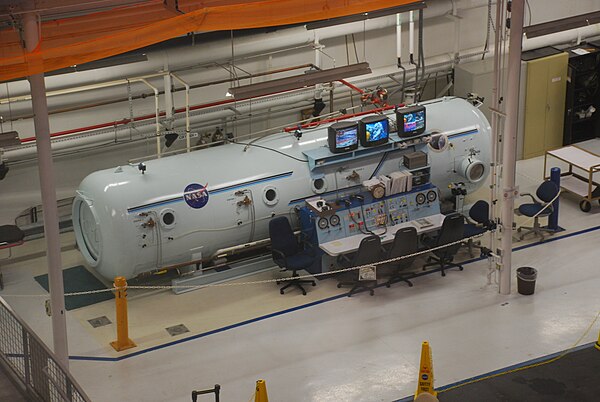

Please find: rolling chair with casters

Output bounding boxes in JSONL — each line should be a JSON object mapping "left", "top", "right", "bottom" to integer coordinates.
{"left": 462, "top": 200, "right": 491, "bottom": 257}
{"left": 268, "top": 216, "right": 316, "bottom": 295}
{"left": 384, "top": 227, "right": 418, "bottom": 288}
{"left": 337, "top": 235, "right": 381, "bottom": 296}
{"left": 422, "top": 213, "right": 465, "bottom": 276}
{"left": 515, "top": 180, "right": 559, "bottom": 241}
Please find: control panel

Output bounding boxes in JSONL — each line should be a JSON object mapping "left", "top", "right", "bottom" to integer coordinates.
{"left": 304, "top": 184, "right": 441, "bottom": 245}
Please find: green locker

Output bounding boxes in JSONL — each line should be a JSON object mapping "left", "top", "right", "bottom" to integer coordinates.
{"left": 522, "top": 52, "right": 568, "bottom": 159}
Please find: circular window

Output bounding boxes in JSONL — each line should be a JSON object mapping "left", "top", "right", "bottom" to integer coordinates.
{"left": 74, "top": 199, "right": 101, "bottom": 265}
{"left": 311, "top": 177, "right": 328, "bottom": 194}
{"left": 262, "top": 186, "right": 279, "bottom": 206}
{"left": 428, "top": 132, "right": 449, "bottom": 152}
{"left": 460, "top": 159, "right": 486, "bottom": 183}
{"left": 160, "top": 209, "right": 176, "bottom": 229}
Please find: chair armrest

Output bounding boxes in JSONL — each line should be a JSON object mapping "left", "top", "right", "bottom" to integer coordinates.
{"left": 519, "top": 193, "right": 538, "bottom": 204}
{"left": 270, "top": 248, "right": 287, "bottom": 268}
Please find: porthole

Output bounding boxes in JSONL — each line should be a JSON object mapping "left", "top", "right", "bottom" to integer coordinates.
{"left": 262, "top": 186, "right": 279, "bottom": 206}
{"left": 460, "top": 159, "right": 486, "bottom": 183}
{"left": 311, "top": 176, "right": 328, "bottom": 194}
{"left": 428, "top": 132, "right": 449, "bottom": 152}
{"left": 160, "top": 209, "right": 176, "bottom": 229}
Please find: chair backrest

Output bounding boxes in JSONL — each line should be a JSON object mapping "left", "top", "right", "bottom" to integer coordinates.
{"left": 268, "top": 216, "right": 298, "bottom": 258}
{"left": 387, "top": 227, "right": 418, "bottom": 269}
{"left": 352, "top": 235, "right": 382, "bottom": 267}
{"left": 435, "top": 213, "right": 465, "bottom": 257}
{"left": 469, "top": 200, "right": 490, "bottom": 225}
{"left": 536, "top": 180, "right": 559, "bottom": 203}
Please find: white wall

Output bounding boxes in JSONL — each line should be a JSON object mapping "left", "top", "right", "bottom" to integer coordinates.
{"left": 1, "top": 0, "right": 600, "bottom": 224}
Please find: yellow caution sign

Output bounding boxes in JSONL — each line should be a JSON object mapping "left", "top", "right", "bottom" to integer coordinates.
{"left": 254, "top": 379, "right": 269, "bottom": 402}
{"left": 414, "top": 341, "right": 437, "bottom": 399}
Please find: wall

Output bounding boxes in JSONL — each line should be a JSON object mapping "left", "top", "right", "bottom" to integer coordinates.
{"left": 1, "top": 0, "right": 600, "bottom": 224}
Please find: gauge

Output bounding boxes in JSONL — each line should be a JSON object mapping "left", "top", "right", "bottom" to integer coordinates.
{"left": 427, "top": 190, "right": 437, "bottom": 202}
{"left": 329, "top": 214, "right": 340, "bottom": 226}
{"left": 416, "top": 193, "right": 426, "bottom": 205}
{"left": 371, "top": 184, "right": 385, "bottom": 199}
{"left": 317, "top": 217, "right": 329, "bottom": 230}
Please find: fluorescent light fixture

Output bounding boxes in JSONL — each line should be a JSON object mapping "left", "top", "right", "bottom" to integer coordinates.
{"left": 227, "top": 63, "right": 372, "bottom": 99}
{"left": 305, "top": 2, "right": 426, "bottom": 30}
{"left": 524, "top": 11, "right": 600, "bottom": 38}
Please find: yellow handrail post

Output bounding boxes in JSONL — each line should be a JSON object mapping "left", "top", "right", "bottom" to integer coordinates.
{"left": 110, "top": 276, "right": 136, "bottom": 352}
{"left": 254, "top": 379, "right": 269, "bottom": 402}
{"left": 414, "top": 341, "right": 437, "bottom": 400}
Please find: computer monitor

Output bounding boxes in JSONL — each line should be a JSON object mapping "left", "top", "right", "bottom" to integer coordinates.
{"left": 359, "top": 115, "right": 389, "bottom": 147}
{"left": 328, "top": 121, "right": 359, "bottom": 153}
{"left": 397, "top": 105, "right": 426, "bottom": 137}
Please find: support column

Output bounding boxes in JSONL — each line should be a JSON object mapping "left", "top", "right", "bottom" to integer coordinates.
{"left": 23, "top": 12, "right": 69, "bottom": 366}
{"left": 499, "top": 0, "right": 525, "bottom": 295}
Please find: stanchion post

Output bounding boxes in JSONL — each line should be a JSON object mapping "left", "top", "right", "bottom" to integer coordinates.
{"left": 415, "top": 341, "right": 437, "bottom": 400}
{"left": 110, "top": 276, "right": 136, "bottom": 352}
{"left": 254, "top": 379, "right": 269, "bottom": 402}
{"left": 548, "top": 167, "right": 561, "bottom": 231}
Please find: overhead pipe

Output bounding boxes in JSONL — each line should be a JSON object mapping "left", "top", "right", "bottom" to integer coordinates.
{"left": 171, "top": 73, "right": 191, "bottom": 152}
{"left": 8, "top": 15, "right": 600, "bottom": 161}
{"left": 396, "top": 13, "right": 407, "bottom": 102}
{"left": 138, "top": 78, "right": 161, "bottom": 157}
{"left": 1, "top": 0, "right": 493, "bottom": 100}
{"left": 7, "top": 15, "right": 599, "bottom": 163}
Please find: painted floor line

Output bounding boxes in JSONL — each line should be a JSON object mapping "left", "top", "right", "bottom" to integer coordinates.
{"left": 70, "top": 223, "right": 600, "bottom": 362}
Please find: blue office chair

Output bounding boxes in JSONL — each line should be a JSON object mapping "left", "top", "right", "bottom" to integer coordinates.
{"left": 384, "top": 227, "right": 418, "bottom": 288}
{"left": 516, "top": 180, "right": 559, "bottom": 241}
{"left": 463, "top": 200, "right": 491, "bottom": 257}
{"left": 337, "top": 235, "right": 381, "bottom": 296}
{"left": 268, "top": 216, "right": 316, "bottom": 295}
{"left": 422, "top": 213, "right": 465, "bottom": 276}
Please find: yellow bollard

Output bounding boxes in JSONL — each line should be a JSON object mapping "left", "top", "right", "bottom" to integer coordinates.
{"left": 254, "top": 379, "right": 269, "bottom": 402}
{"left": 414, "top": 341, "right": 437, "bottom": 400}
{"left": 110, "top": 276, "right": 136, "bottom": 351}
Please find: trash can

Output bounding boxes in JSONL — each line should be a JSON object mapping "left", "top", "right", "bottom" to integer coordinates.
{"left": 516, "top": 267, "right": 537, "bottom": 295}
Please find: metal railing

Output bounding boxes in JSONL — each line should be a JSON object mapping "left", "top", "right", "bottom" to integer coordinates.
{"left": 0, "top": 297, "right": 91, "bottom": 402}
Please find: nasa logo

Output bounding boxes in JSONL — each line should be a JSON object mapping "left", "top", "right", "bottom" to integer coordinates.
{"left": 421, "top": 374, "right": 428, "bottom": 381}
{"left": 183, "top": 183, "right": 209, "bottom": 209}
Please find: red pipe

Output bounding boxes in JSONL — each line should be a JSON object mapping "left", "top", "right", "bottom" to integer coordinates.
{"left": 283, "top": 104, "right": 400, "bottom": 133}
{"left": 20, "top": 97, "right": 241, "bottom": 143}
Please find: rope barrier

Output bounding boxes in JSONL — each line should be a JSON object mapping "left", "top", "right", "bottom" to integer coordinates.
{"left": 1, "top": 232, "right": 488, "bottom": 298}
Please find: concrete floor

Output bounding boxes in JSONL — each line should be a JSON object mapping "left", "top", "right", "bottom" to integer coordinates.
{"left": 0, "top": 139, "right": 599, "bottom": 401}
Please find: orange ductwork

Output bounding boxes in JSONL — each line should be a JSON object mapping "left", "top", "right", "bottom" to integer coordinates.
{"left": 0, "top": 0, "right": 420, "bottom": 82}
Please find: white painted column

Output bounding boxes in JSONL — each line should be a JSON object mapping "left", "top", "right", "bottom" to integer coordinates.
{"left": 22, "top": 12, "right": 69, "bottom": 366}
{"left": 499, "top": 0, "right": 525, "bottom": 295}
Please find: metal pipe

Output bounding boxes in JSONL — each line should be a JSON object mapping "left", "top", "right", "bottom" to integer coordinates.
{"left": 499, "top": 0, "right": 525, "bottom": 295}
{"left": 22, "top": 10, "right": 69, "bottom": 368}
{"left": 139, "top": 78, "right": 161, "bottom": 157}
{"left": 171, "top": 73, "right": 191, "bottom": 152}
{"left": 409, "top": 11, "right": 415, "bottom": 64}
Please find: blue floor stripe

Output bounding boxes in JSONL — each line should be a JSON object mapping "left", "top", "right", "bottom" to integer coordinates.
{"left": 393, "top": 342, "right": 597, "bottom": 402}
{"left": 70, "top": 223, "right": 600, "bottom": 362}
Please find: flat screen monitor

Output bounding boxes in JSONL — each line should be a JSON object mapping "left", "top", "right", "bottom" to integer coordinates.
{"left": 359, "top": 115, "right": 389, "bottom": 147}
{"left": 397, "top": 105, "right": 426, "bottom": 137}
{"left": 328, "top": 121, "right": 359, "bottom": 153}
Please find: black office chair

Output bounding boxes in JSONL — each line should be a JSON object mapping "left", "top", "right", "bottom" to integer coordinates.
{"left": 268, "top": 216, "right": 316, "bottom": 295}
{"left": 422, "top": 213, "right": 465, "bottom": 276}
{"left": 463, "top": 200, "right": 491, "bottom": 257}
{"left": 337, "top": 235, "right": 381, "bottom": 296}
{"left": 384, "top": 227, "right": 418, "bottom": 288}
{"left": 515, "top": 180, "right": 560, "bottom": 241}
